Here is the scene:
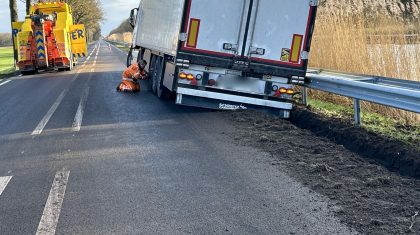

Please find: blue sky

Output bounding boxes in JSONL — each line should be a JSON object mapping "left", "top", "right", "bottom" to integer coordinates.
{"left": 0, "top": 0, "right": 138, "bottom": 35}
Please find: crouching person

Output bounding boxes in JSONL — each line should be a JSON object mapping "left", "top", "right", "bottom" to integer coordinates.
{"left": 117, "top": 60, "right": 148, "bottom": 92}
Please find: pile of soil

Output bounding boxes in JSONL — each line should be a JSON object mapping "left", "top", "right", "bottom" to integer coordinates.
{"left": 291, "top": 107, "right": 420, "bottom": 179}
{"left": 226, "top": 109, "right": 420, "bottom": 234}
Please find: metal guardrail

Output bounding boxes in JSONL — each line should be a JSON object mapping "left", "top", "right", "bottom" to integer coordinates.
{"left": 304, "top": 69, "right": 420, "bottom": 125}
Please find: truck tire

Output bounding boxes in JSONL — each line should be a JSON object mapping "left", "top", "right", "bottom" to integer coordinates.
{"left": 157, "top": 75, "right": 172, "bottom": 99}
{"left": 156, "top": 60, "right": 172, "bottom": 99}
{"left": 127, "top": 47, "right": 134, "bottom": 67}
{"left": 147, "top": 55, "right": 156, "bottom": 92}
{"left": 152, "top": 56, "right": 161, "bottom": 94}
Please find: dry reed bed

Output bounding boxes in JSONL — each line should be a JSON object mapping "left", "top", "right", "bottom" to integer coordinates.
{"left": 309, "top": 16, "right": 419, "bottom": 124}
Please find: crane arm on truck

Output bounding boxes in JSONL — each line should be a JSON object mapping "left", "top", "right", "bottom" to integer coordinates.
{"left": 12, "top": 2, "right": 87, "bottom": 75}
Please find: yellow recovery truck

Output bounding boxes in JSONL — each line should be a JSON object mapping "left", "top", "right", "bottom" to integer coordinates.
{"left": 12, "top": 1, "right": 87, "bottom": 75}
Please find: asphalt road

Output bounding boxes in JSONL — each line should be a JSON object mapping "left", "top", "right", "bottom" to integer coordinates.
{"left": 0, "top": 40, "right": 355, "bottom": 234}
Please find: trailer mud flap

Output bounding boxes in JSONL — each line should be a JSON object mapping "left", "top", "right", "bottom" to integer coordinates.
{"left": 70, "top": 25, "right": 87, "bottom": 58}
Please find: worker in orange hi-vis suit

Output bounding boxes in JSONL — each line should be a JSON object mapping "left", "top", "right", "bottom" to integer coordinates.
{"left": 117, "top": 60, "right": 148, "bottom": 92}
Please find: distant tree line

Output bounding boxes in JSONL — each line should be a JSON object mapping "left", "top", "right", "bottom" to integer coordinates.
{"left": 0, "top": 33, "right": 12, "bottom": 47}
{"left": 64, "top": 0, "right": 104, "bottom": 41}
{"left": 109, "top": 18, "right": 132, "bottom": 36}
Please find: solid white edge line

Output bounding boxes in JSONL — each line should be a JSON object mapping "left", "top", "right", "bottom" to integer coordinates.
{"left": 0, "top": 176, "right": 13, "bottom": 196}
{"left": 36, "top": 170, "right": 70, "bottom": 235}
{"left": 31, "top": 70, "right": 81, "bottom": 135}
{"left": 0, "top": 80, "right": 11, "bottom": 87}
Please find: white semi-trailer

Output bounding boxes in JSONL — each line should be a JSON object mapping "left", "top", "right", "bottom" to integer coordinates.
{"left": 128, "top": 0, "right": 318, "bottom": 117}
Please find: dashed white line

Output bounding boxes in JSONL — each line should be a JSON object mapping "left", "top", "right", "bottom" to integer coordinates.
{"left": 35, "top": 170, "right": 70, "bottom": 235}
{"left": 31, "top": 70, "right": 82, "bottom": 135}
{"left": 96, "top": 43, "right": 101, "bottom": 56}
{"left": 93, "top": 42, "right": 101, "bottom": 66}
{"left": 72, "top": 68, "right": 94, "bottom": 132}
{"left": 0, "top": 80, "right": 11, "bottom": 87}
{"left": 31, "top": 89, "right": 68, "bottom": 135}
{"left": 83, "top": 43, "right": 99, "bottom": 65}
{"left": 0, "top": 176, "right": 12, "bottom": 196}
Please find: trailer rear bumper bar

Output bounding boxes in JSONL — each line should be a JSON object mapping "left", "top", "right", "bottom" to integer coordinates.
{"left": 176, "top": 87, "right": 292, "bottom": 117}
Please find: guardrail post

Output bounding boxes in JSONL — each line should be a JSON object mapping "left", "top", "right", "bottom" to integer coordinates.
{"left": 354, "top": 98, "right": 361, "bottom": 125}
{"left": 302, "top": 87, "right": 308, "bottom": 106}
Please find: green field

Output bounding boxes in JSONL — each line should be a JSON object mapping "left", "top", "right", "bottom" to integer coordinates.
{"left": 0, "top": 47, "right": 15, "bottom": 76}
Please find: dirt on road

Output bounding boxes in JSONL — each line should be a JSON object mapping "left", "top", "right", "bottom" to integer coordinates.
{"left": 226, "top": 108, "right": 420, "bottom": 235}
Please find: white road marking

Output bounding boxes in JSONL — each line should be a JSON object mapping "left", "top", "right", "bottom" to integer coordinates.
{"left": 0, "top": 176, "right": 12, "bottom": 196}
{"left": 0, "top": 80, "right": 11, "bottom": 87}
{"left": 96, "top": 43, "right": 101, "bottom": 56}
{"left": 36, "top": 170, "right": 70, "bottom": 235}
{"left": 83, "top": 43, "right": 99, "bottom": 65}
{"left": 72, "top": 42, "right": 100, "bottom": 131}
{"left": 31, "top": 90, "right": 68, "bottom": 135}
{"left": 72, "top": 68, "right": 94, "bottom": 132}
{"left": 93, "top": 42, "right": 101, "bottom": 66}
{"left": 32, "top": 70, "right": 82, "bottom": 135}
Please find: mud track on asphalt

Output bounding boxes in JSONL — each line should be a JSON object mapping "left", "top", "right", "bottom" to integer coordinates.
{"left": 226, "top": 109, "right": 420, "bottom": 234}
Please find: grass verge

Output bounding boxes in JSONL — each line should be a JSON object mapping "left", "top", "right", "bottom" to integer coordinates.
{"left": 0, "top": 47, "right": 16, "bottom": 78}
{"left": 107, "top": 41, "right": 130, "bottom": 53}
{"left": 307, "top": 98, "right": 420, "bottom": 148}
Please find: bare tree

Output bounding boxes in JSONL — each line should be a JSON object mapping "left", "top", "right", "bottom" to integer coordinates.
{"left": 65, "top": 0, "right": 104, "bottom": 41}
{"left": 26, "top": 0, "right": 31, "bottom": 15}
{"left": 9, "top": 0, "right": 18, "bottom": 22}
{"left": 9, "top": 0, "right": 18, "bottom": 64}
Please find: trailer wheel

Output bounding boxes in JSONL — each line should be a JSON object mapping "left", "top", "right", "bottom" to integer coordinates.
{"left": 147, "top": 55, "right": 156, "bottom": 92}
{"left": 151, "top": 56, "right": 161, "bottom": 94}
{"left": 156, "top": 59, "right": 171, "bottom": 99}
{"left": 127, "top": 47, "right": 134, "bottom": 67}
{"left": 157, "top": 76, "right": 172, "bottom": 99}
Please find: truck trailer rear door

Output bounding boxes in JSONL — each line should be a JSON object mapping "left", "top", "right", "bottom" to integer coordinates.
{"left": 181, "top": 0, "right": 317, "bottom": 76}
{"left": 181, "top": 0, "right": 249, "bottom": 57}
{"left": 244, "top": 0, "right": 317, "bottom": 68}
